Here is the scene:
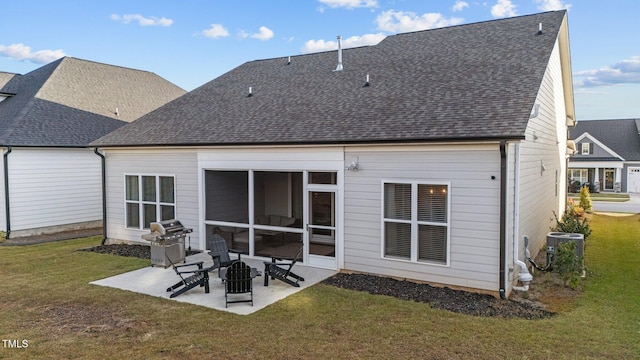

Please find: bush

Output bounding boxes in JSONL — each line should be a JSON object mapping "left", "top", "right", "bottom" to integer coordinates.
{"left": 552, "top": 206, "right": 592, "bottom": 240}
{"left": 554, "top": 240, "right": 584, "bottom": 289}
{"left": 579, "top": 186, "right": 592, "bottom": 212}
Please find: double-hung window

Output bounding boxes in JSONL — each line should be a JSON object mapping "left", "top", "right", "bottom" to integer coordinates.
{"left": 125, "top": 175, "right": 175, "bottom": 229}
{"left": 581, "top": 143, "right": 590, "bottom": 155}
{"left": 383, "top": 181, "right": 449, "bottom": 265}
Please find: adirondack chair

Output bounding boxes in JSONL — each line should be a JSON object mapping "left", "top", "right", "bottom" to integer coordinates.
{"left": 207, "top": 234, "right": 242, "bottom": 278}
{"left": 263, "top": 247, "right": 305, "bottom": 287}
{"left": 224, "top": 261, "right": 256, "bottom": 307}
{"left": 165, "top": 256, "right": 211, "bottom": 298}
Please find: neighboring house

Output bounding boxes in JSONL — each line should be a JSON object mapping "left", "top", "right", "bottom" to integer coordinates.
{"left": 0, "top": 57, "right": 185, "bottom": 238}
{"left": 91, "top": 11, "right": 574, "bottom": 297}
{"left": 568, "top": 119, "right": 640, "bottom": 193}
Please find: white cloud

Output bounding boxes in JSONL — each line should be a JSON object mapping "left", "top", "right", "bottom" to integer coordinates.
{"left": 201, "top": 24, "right": 229, "bottom": 39}
{"left": 375, "top": 10, "right": 463, "bottom": 33}
{"left": 318, "top": 0, "right": 378, "bottom": 9}
{"left": 574, "top": 56, "right": 640, "bottom": 87}
{"left": 110, "top": 14, "right": 173, "bottom": 27}
{"left": 250, "top": 26, "right": 274, "bottom": 41}
{"left": 301, "top": 33, "right": 385, "bottom": 53}
{"left": 535, "top": 0, "right": 572, "bottom": 11}
{"left": 0, "top": 43, "right": 66, "bottom": 64}
{"left": 491, "top": 0, "right": 517, "bottom": 18}
{"left": 453, "top": 1, "right": 469, "bottom": 12}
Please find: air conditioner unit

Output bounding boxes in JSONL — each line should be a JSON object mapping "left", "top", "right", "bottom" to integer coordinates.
{"left": 546, "top": 232, "right": 584, "bottom": 269}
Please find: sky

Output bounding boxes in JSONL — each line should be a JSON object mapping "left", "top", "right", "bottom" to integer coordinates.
{"left": 1, "top": 0, "right": 639, "bottom": 121}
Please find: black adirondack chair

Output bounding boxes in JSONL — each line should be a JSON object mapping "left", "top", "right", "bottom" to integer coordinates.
{"left": 166, "top": 256, "right": 211, "bottom": 298}
{"left": 207, "top": 234, "right": 241, "bottom": 278}
{"left": 263, "top": 247, "right": 305, "bottom": 287}
{"left": 224, "top": 261, "right": 256, "bottom": 307}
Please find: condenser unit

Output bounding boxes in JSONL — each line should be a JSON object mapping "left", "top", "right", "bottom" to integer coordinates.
{"left": 546, "top": 232, "right": 584, "bottom": 270}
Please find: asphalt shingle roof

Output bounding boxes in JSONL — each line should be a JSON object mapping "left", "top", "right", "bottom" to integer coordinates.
{"left": 92, "top": 11, "right": 568, "bottom": 148}
{"left": 0, "top": 57, "right": 185, "bottom": 147}
{"left": 569, "top": 119, "right": 640, "bottom": 161}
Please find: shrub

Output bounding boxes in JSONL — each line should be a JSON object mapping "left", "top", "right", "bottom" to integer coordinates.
{"left": 553, "top": 240, "right": 584, "bottom": 289}
{"left": 552, "top": 206, "right": 592, "bottom": 240}
{"left": 579, "top": 186, "right": 592, "bottom": 212}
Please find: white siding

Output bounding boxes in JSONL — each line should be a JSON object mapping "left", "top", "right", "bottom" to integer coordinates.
{"left": 104, "top": 149, "right": 199, "bottom": 247}
{"left": 0, "top": 154, "right": 5, "bottom": 232}
{"left": 344, "top": 144, "right": 501, "bottom": 292}
{"left": 7, "top": 148, "right": 102, "bottom": 231}
{"left": 517, "top": 39, "right": 567, "bottom": 263}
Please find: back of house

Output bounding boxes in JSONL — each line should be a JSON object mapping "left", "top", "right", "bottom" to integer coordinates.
{"left": 91, "top": 11, "right": 574, "bottom": 297}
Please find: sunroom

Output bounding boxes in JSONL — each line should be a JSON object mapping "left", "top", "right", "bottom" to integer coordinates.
{"left": 202, "top": 167, "right": 340, "bottom": 270}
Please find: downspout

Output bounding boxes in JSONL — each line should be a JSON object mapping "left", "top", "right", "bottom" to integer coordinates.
{"left": 3, "top": 146, "right": 11, "bottom": 239}
{"left": 94, "top": 148, "right": 107, "bottom": 245}
{"left": 511, "top": 143, "right": 533, "bottom": 291}
{"left": 499, "top": 140, "right": 507, "bottom": 299}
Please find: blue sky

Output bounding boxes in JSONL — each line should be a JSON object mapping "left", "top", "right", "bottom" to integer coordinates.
{"left": 1, "top": 0, "right": 638, "bottom": 120}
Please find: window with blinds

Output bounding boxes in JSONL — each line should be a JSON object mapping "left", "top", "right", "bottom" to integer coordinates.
{"left": 383, "top": 181, "right": 449, "bottom": 265}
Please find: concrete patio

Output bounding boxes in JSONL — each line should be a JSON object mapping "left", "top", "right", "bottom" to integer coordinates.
{"left": 91, "top": 252, "right": 337, "bottom": 315}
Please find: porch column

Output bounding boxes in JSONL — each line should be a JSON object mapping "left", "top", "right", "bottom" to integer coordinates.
{"left": 593, "top": 167, "right": 600, "bottom": 192}
{"left": 615, "top": 168, "right": 622, "bottom": 193}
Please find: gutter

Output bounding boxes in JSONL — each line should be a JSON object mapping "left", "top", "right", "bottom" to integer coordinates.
{"left": 3, "top": 146, "right": 11, "bottom": 239}
{"left": 499, "top": 140, "right": 507, "bottom": 299}
{"left": 94, "top": 148, "right": 107, "bottom": 245}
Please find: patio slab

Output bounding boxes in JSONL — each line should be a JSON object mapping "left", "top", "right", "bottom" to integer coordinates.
{"left": 90, "top": 252, "right": 337, "bottom": 315}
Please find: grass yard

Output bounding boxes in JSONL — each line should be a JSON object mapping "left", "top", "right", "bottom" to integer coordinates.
{"left": 1, "top": 214, "right": 639, "bottom": 359}
{"left": 568, "top": 192, "right": 630, "bottom": 202}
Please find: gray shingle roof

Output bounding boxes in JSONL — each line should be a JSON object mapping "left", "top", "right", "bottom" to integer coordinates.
{"left": 92, "top": 11, "right": 568, "bottom": 147}
{"left": 569, "top": 119, "right": 640, "bottom": 161}
{"left": 0, "top": 57, "right": 185, "bottom": 147}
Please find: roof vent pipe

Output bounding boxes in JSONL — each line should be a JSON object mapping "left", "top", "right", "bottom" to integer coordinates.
{"left": 335, "top": 35, "right": 343, "bottom": 71}
{"left": 537, "top": 23, "right": 543, "bottom": 35}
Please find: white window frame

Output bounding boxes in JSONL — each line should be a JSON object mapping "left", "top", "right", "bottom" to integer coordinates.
{"left": 570, "top": 169, "right": 588, "bottom": 184}
{"left": 125, "top": 174, "right": 176, "bottom": 230}
{"left": 381, "top": 180, "right": 451, "bottom": 266}
{"left": 581, "top": 142, "right": 590, "bottom": 155}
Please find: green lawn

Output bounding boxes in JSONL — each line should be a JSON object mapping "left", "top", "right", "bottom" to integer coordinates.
{"left": 1, "top": 214, "right": 639, "bottom": 359}
{"left": 568, "top": 192, "right": 630, "bottom": 202}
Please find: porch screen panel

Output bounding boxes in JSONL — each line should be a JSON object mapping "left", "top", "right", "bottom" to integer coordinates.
{"left": 205, "top": 171, "right": 249, "bottom": 224}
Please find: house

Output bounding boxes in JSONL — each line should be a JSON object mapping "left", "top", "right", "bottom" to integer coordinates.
{"left": 0, "top": 57, "right": 186, "bottom": 238}
{"left": 91, "top": 11, "right": 574, "bottom": 298}
{"left": 568, "top": 119, "right": 640, "bottom": 193}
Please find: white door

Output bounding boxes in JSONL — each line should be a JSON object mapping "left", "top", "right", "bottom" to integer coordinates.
{"left": 306, "top": 189, "right": 337, "bottom": 269}
{"left": 629, "top": 168, "right": 640, "bottom": 193}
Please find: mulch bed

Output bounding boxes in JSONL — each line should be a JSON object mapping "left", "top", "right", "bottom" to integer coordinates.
{"left": 82, "top": 244, "right": 554, "bottom": 319}
{"left": 323, "top": 273, "right": 554, "bottom": 319}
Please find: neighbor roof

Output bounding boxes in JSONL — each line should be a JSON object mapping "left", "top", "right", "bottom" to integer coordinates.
{"left": 0, "top": 57, "right": 185, "bottom": 147}
{"left": 92, "top": 10, "right": 569, "bottom": 148}
{"left": 569, "top": 119, "right": 640, "bottom": 161}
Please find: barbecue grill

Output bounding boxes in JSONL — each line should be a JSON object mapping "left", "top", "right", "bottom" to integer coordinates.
{"left": 141, "top": 219, "right": 193, "bottom": 267}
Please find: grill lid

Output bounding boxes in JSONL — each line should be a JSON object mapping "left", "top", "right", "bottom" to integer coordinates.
{"left": 150, "top": 219, "right": 192, "bottom": 235}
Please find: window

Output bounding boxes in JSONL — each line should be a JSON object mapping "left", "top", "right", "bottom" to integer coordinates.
{"left": 383, "top": 181, "right": 449, "bottom": 265}
{"left": 570, "top": 169, "right": 588, "bottom": 185}
{"left": 581, "top": 142, "right": 590, "bottom": 155}
{"left": 126, "top": 175, "right": 175, "bottom": 229}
